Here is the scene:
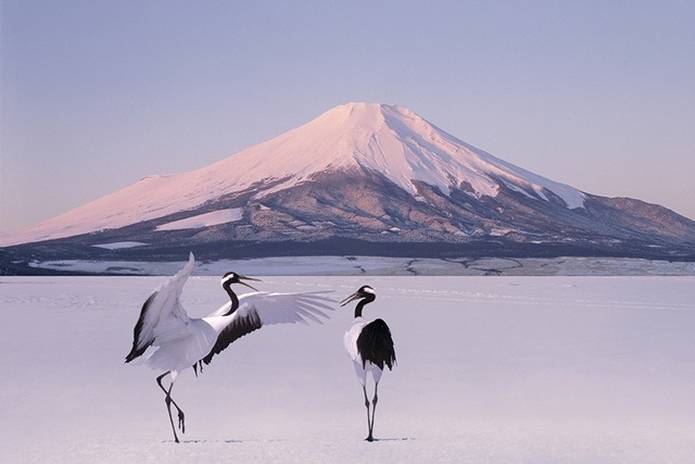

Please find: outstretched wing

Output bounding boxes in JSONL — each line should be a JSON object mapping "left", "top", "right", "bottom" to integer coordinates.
{"left": 202, "top": 291, "right": 335, "bottom": 365}
{"left": 124, "top": 252, "right": 196, "bottom": 363}
{"left": 357, "top": 318, "right": 396, "bottom": 370}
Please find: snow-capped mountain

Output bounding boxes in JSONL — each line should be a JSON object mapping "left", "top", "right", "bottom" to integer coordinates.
{"left": 2, "top": 102, "right": 694, "bottom": 264}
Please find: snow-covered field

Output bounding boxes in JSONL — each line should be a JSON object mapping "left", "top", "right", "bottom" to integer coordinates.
{"left": 2, "top": 275, "right": 695, "bottom": 463}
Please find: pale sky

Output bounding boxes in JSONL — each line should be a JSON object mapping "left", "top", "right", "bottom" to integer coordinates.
{"left": 2, "top": 0, "right": 694, "bottom": 231}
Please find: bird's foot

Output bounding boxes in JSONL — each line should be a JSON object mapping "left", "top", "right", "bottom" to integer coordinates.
{"left": 177, "top": 410, "right": 185, "bottom": 434}
{"left": 365, "top": 435, "right": 374, "bottom": 442}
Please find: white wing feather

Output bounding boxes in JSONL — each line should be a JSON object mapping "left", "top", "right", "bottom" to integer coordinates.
{"left": 125, "top": 253, "right": 195, "bottom": 362}
{"left": 238, "top": 291, "right": 335, "bottom": 325}
{"left": 201, "top": 291, "right": 336, "bottom": 365}
{"left": 209, "top": 290, "right": 335, "bottom": 320}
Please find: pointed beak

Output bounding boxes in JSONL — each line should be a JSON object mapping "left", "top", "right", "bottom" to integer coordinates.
{"left": 340, "top": 291, "right": 361, "bottom": 307}
{"left": 238, "top": 275, "right": 261, "bottom": 291}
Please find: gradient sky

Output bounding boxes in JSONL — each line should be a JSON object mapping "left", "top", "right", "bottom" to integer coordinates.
{"left": 2, "top": 0, "right": 694, "bottom": 231}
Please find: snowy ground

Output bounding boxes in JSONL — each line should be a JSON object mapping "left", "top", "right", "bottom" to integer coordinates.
{"left": 28, "top": 255, "right": 695, "bottom": 276}
{"left": 2, "top": 275, "right": 695, "bottom": 463}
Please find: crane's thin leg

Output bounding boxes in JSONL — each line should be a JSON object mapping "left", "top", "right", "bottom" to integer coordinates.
{"left": 368, "top": 381, "right": 379, "bottom": 442}
{"left": 156, "top": 372, "right": 185, "bottom": 439}
{"left": 156, "top": 372, "right": 185, "bottom": 419}
{"left": 164, "top": 383, "right": 179, "bottom": 443}
{"left": 363, "top": 385, "right": 373, "bottom": 441}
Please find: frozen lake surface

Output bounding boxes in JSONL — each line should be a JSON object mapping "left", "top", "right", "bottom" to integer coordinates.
{"left": 28, "top": 255, "right": 695, "bottom": 276}
{"left": 2, "top": 275, "right": 695, "bottom": 463}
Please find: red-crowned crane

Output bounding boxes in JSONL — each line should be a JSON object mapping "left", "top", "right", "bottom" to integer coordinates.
{"left": 125, "top": 253, "right": 334, "bottom": 442}
{"left": 341, "top": 285, "right": 396, "bottom": 441}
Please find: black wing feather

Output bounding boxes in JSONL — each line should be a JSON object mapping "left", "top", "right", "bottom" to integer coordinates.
{"left": 202, "top": 310, "right": 263, "bottom": 365}
{"left": 124, "top": 292, "right": 156, "bottom": 363}
{"left": 357, "top": 318, "right": 396, "bottom": 370}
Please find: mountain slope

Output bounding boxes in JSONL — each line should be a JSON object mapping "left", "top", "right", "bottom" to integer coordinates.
{"left": 2, "top": 102, "right": 694, "bottom": 261}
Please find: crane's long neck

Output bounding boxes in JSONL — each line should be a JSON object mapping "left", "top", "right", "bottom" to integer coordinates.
{"left": 222, "top": 283, "right": 239, "bottom": 316}
{"left": 354, "top": 294, "right": 375, "bottom": 318}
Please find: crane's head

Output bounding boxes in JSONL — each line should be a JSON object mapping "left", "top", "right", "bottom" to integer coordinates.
{"left": 340, "top": 285, "right": 376, "bottom": 306}
{"left": 220, "top": 272, "right": 261, "bottom": 291}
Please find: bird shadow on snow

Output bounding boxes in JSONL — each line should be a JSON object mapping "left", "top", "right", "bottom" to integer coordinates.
{"left": 159, "top": 437, "right": 414, "bottom": 444}
{"left": 368, "top": 437, "right": 415, "bottom": 442}
{"left": 160, "top": 439, "right": 245, "bottom": 444}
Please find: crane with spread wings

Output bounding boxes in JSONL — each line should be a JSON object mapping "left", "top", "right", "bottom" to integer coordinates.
{"left": 125, "top": 253, "right": 334, "bottom": 442}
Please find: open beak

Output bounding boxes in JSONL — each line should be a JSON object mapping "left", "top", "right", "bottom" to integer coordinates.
{"left": 340, "top": 291, "right": 361, "bottom": 307}
{"left": 239, "top": 275, "right": 261, "bottom": 291}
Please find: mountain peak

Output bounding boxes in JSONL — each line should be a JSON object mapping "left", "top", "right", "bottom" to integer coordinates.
{"left": 306, "top": 102, "right": 400, "bottom": 134}
{"left": 326, "top": 101, "right": 388, "bottom": 111}
{"left": 324, "top": 101, "right": 395, "bottom": 114}
{"left": 2, "top": 103, "right": 587, "bottom": 245}
{"left": 287, "top": 102, "right": 586, "bottom": 207}
{"left": 312, "top": 102, "right": 427, "bottom": 132}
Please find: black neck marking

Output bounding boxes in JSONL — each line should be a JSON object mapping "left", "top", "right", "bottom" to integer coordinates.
{"left": 354, "top": 293, "right": 375, "bottom": 318}
{"left": 222, "top": 282, "right": 239, "bottom": 316}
